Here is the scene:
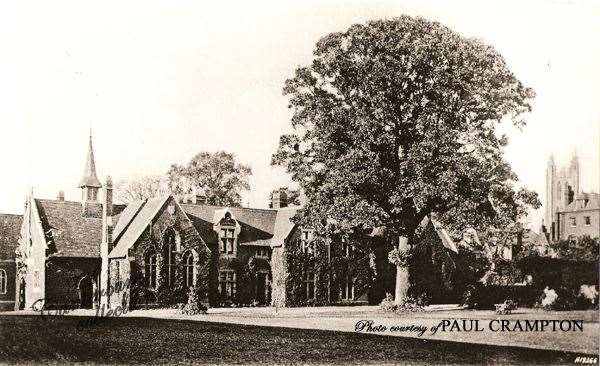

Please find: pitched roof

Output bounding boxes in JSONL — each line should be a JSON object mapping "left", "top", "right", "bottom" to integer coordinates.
{"left": 181, "top": 204, "right": 278, "bottom": 235}
{"left": 419, "top": 216, "right": 459, "bottom": 253}
{"left": 0, "top": 214, "right": 23, "bottom": 260}
{"left": 112, "top": 200, "right": 145, "bottom": 242}
{"left": 109, "top": 196, "right": 170, "bottom": 258}
{"left": 35, "top": 199, "right": 103, "bottom": 257}
{"left": 270, "top": 207, "right": 298, "bottom": 247}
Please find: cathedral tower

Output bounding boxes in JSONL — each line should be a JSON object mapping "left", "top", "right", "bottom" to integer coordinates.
{"left": 545, "top": 150, "right": 580, "bottom": 241}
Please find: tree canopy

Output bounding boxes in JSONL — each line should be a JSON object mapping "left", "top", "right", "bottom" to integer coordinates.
{"left": 272, "top": 16, "right": 539, "bottom": 239}
{"left": 115, "top": 175, "right": 168, "bottom": 203}
{"left": 168, "top": 151, "right": 252, "bottom": 206}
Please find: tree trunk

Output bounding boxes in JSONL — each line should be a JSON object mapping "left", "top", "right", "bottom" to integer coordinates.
{"left": 394, "top": 236, "right": 410, "bottom": 305}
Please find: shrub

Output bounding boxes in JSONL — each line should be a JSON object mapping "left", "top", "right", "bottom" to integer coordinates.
{"left": 180, "top": 287, "right": 208, "bottom": 315}
{"left": 535, "top": 285, "right": 599, "bottom": 311}
{"left": 379, "top": 293, "right": 428, "bottom": 313}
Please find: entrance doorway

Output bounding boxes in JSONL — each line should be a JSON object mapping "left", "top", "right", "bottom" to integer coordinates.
{"left": 78, "top": 275, "right": 94, "bottom": 309}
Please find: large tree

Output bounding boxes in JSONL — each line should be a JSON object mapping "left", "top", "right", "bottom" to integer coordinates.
{"left": 168, "top": 151, "right": 252, "bottom": 206}
{"left": 272, "top": 16, "right": 539, "bottom": 303}
{"left": 115, "top": 175, "right": 168, "bottom": 203}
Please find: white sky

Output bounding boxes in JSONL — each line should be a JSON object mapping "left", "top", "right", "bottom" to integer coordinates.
{"left": 1, "top": 0, "right": 599, "bottom": 231}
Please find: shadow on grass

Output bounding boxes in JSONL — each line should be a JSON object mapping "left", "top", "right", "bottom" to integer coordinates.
{"left": 0, "top": 315, "right": 592, "bottom": 365}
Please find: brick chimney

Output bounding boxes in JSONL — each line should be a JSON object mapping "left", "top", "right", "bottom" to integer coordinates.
{"left": 271, "top": 188, "right": 288, "bottom": 209}
{"left": 57, "top": 190, "right": 65, "bottom": 201}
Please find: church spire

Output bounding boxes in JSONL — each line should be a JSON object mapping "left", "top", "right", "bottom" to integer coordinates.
{"left": 79, "top": 130, "right": 102, "bottom": 189}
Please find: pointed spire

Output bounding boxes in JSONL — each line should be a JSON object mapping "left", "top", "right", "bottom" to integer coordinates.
{"left": 78, "top": 130, "right": 102, "bottom": 188}
{"left": 570, "top": 148, "right": 579, "bottom": 165}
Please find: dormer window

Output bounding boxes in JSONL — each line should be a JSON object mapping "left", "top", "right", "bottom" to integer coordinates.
{"left": 301, "top": 229, "right": 314, "bottom": 255}
{"left": 220, "top": 228, "right": 236, "bottom": 254}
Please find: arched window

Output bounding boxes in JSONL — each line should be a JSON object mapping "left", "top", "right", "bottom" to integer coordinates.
{"left": 144, "top": 249, "right": 157, "bottom": 289}
{"left": 183, "top": 251, "right": 195, "bottom": 288}
{"left": 163, "top": 228, "right": 178, "bottom": 287}
{"left": 0, "top": 269, "right": 6, "bottom": 294}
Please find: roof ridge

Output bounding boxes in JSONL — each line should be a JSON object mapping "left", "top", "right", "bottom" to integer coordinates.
{"left": 180, "top": 203, "right": 279, "bottom": 213}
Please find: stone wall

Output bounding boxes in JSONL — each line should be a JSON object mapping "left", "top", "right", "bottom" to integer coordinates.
{"left": 126, "top": 197, "right": 211, "bottom": 309}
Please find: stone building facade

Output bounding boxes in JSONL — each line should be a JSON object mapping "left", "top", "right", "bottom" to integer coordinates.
{"left": 544, "top": 152, "right": 600, "bottom": 242}
{"left": 9, "top": 134, "right": 459, "bottom": 310}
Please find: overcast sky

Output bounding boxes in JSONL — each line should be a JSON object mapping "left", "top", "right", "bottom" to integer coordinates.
{"left": 1, "top": 0, "right": 599, "bottom": 230}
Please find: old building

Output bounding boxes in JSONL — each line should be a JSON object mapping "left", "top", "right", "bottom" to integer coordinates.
{"left": 13, "top": 133, "right": 460, "bottom": 310}
{"left": 557, "top": 192, "right": 600, "bottom": 241}
{"left": 544, "top": 152, "right": 600, "bottom": 242}
{"left": 0, "top": 214, "right": 22, "bottom": 310}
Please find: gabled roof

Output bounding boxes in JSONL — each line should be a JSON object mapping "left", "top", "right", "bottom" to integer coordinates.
{"left": 419, "top": 216, "right": 459, "bottom": 253}
{"left": 109, "top": 196, "right": 170, "bottom": 258}
{"left": 0, "top": 214, "right": 23, "bottom": 260}
{"left": 270, "top": 207, "right": 299, "bottom": 248}
{"left": 181, "top": 204, "right": 279, "bottom": 235}
{"left": 36, "top": 199, "right": 103, "bottom": 257}
{"left": 112, "top": 200, "right": 145, "bottom": 242}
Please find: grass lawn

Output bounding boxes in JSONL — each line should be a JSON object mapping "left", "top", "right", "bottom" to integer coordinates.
{"left": 0, "top": 315, "right": 590, "bottom": 365}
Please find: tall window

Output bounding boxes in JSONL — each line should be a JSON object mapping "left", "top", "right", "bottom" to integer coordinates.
{"left": 183, "top": 251, "right": 195, "bottom": 288}
{"left": 219, "top": 270, "right": 236, "bottom": 297}
{"left": 163, "top": 229, "right": 178, "bottom": 287}
{"left": 584, "top": 216, "right": 591, "bottom": 226}
{"left": 341, "top": 276, "right": 355, "bottom": 300}
{"left": 341, "top": 238, "right": 354, "bottom": 257}
{"left": 301, "top": 230, "right": 313, "bottom": 255}
{"left": 144, "top": 249, "right": 157, "bottom": 289}
{"left": 0, "top": 269, "right": 6, "bottom": 294}
{"left": 220, "top": 228, "right": 235, "bottom": 254}
{"left": 304, "top": 271, "right": 315, "bottom": 299}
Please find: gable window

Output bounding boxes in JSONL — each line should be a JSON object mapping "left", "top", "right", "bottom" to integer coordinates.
{"left": 301, "top": 229, "right": 314, "bottom": 255}
{"left": 341, "top": 276, "right": 355, "bottom": 300}
{"left": 256, "top": 247, "right": 269, "bottom": 259}
{"left": 304, "top": 271, "right": 316, "bottom": 300}
{"left": 0, "top": 269, "right": 6, "bottom": 294}
{"left": 220, "top": 228, "right": 236, "bottom": 255}
{"left": 183, "top": 251, "right": 195, "bottom": 288}
{"left": 584, "top": 216, "right": 591, "bottom": 226}
{"left": 570, "top": 217, "right": 577, "bottom": 227}
{"left": 219, "top": 270, "right": 236, "bottom": 297}
{"left": 144, "top": 249, "right": 157, "bottom": 289}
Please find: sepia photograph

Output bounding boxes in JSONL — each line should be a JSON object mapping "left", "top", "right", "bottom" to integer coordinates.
{"left": 0, "top": 1, "right": 599, "bottom": 365}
